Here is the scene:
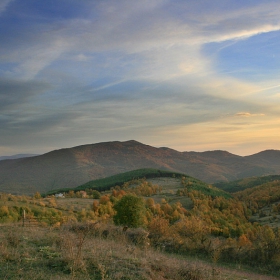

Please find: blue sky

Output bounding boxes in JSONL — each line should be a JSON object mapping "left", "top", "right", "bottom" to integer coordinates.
{"left": 1, "top": 0, "right": 280, "bottom": 156}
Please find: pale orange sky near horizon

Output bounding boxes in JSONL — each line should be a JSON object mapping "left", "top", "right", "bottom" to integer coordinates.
{"left": 1, "top": 0, "right": 280, "bottom": 157}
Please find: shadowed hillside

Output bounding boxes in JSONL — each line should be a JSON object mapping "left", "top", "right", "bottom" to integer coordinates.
{"left": 1, "top": 140, "right": 280, "bottom": 195}
{"left": 214, "top": 175, "right": 280, "bottom": 193}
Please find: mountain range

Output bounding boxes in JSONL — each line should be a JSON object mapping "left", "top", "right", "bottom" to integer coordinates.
{"left": 1, "top": 140, "right": 280, "bottom": 195}
{"left": 0, "top": 154, "right": 38, "bottom": 161}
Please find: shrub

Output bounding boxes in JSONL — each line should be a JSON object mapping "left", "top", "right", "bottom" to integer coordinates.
{"left": 113, "top": 194, "right": 146, "bottom": 228}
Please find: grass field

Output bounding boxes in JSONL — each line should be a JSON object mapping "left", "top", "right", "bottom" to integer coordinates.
{"left": 0, "top": 223, "right": 279, "bottom": 280}
{"left": 1, "top": 172, "right": 280, "bottom": 279}
{"left": 144, "top": 177, "right": 193, "bottom": 209}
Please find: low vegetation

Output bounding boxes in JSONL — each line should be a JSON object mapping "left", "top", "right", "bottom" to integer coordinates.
{"left": 232, "top": 180, "right": 280, "bottom": 228}
{"left": 45, "top": 169, "right": 187, "bottom": 195}
{"left": 0, "top": 170, "right": 280, "bottom": 279}
{"left": 46, "top": 168, "right": 230, "bottom": 199}
{"left": 214, "top": 175, "right": 280, "bottom": 193}
{"left": 2, "top": 223, "right": 279, "bottom": 280}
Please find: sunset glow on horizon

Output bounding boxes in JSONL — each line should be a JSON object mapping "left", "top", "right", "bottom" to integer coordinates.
{"left": 1, "top": 0, "right": 280, "bottom": 156}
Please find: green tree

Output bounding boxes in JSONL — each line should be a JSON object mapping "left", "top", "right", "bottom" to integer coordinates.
{"left": 113, "top": 194, "right": 146, "bottom": 228}
{"left": 92, "top": 190, "right": 101, "bottom": 199}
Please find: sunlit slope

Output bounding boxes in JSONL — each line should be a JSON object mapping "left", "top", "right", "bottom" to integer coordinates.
{"left": 1, "top": 140, "right": 280, "bottom": 195}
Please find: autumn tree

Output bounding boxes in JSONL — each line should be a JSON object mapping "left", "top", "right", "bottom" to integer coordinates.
{"left": 33, "top": 192, "right": 41, "bottom": 199}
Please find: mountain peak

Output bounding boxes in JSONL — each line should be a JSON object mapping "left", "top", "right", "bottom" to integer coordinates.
{"left": 1, "top": 141, "right": 280, "bottom": 195}
{"left": 121, "top": 140, "right": 148, "bottom": 147}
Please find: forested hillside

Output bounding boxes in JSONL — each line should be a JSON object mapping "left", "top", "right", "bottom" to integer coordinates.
{"left": 1, "top": 140, "right": 280, "bottom": 195}
{"left": 214, "top": 175, "right": 280, "bottom": 193}
{"left": 1, "top": 171, "right": 280, "bottom": 278}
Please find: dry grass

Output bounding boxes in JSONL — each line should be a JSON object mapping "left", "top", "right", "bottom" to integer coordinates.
{"left": 145, "top": 178, "right": 193, "bottom": 209}
{"left": 0, "top": 223, "right": 279, "bottom": 280}
{"left": 54, "top": 197, "right": 96, "bottom": 212}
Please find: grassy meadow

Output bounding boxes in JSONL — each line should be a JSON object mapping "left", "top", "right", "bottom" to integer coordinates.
{"left": 1, "top": 169, "right": 280, "bottom": 279}
{"left": 0, "top": 223, "right": 279, "bottom": 280}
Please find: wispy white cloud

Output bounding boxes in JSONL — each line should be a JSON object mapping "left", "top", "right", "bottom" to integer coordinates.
{"left": 0, "top": 0, "right": 13, "bottom": 15}
{"left": 248, "top": 83, "right": 280, "bottom": 94}
{"left": 8, "top": 38, "right": 71, "bottom": 80}
{"left": 3, "top": 0, "right": 280, "bottom": 82}
{"left": 1, "top": 0, "right": 280, "bottom": 155}
{"left": 235, "top": 112, "right": 265, "bottom": 117}
{"left": 206, "top": 24, "right": 280, "bottom": 44}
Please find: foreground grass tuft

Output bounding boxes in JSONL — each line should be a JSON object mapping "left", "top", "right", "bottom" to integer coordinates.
{"left": 0, "top": 223, "right": 279, "bottom": 280}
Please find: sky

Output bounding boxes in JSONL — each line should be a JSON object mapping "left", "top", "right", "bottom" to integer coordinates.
{"left": 1, "top": 0, "right": 280, "bottom": 156}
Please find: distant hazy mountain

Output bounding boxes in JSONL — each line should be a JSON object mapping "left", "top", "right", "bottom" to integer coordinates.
{"left": 0, "top": 140, "right": 280, "bottom": 195}
{"left": 0, "top": 154, "right": 38, "bottom": 161}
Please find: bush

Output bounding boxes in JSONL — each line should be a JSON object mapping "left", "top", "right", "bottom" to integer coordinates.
{"left": 113, "top": 194, "right": 146, "bottom": 228}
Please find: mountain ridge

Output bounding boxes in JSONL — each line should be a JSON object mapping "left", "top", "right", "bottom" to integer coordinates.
{"left": 1, "top": 140, "right": 280, "bottom": 195}
{"left": 0, "top": 154, "right": 39, "bottom": 161}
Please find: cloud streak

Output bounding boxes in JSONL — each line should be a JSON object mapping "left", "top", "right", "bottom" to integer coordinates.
{"left": 0, "top": 78, "right": 50, "bottom": 110}
{"left": 0, "top": 0, "right": 280, "bottom": 156}
{"left": 0, "top": 0, "right": 13, "bottom": 15}
{"left": 235, "top": 112, "right": 265, "bottom": 117}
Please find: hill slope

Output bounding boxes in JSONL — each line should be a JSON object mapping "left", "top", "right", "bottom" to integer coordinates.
{"left": 1, "top": 140, "right": 280, "bottom": 195}
{"left": 46, "top": 168, "right": 231, "bottom": 199}
{"left": 214, "top": 175, "right": 280, "bottom": 193}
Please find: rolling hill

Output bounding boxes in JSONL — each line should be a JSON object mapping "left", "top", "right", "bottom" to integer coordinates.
{"left": 45, "top": 168, "right": 231, "bottom": 199}
{"left": 214, "top": 175, "right": 280, "bottom": 193}
{"left": 1, "top": 140, "right": 280, "bottom": 195}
